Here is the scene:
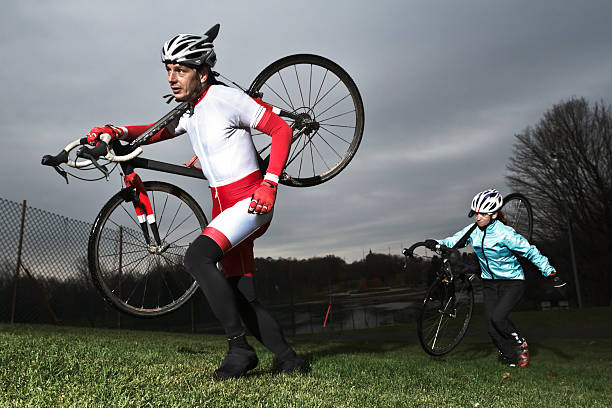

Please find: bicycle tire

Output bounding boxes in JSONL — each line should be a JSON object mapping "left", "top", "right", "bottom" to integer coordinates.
{"left": 248, "top": 54, "right": 364, "bottom": 187}
{"left": 417, "top": 273, "right": 474, "bottom": 356}
{"left": 502, "top": 193, "right": 533, "bottom": 242}
{"left": 88, "top": 181, "right": 207, "bottom": 318}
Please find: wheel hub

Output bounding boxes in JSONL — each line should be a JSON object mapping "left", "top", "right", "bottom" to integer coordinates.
{"left": 293, "top": 110, "right": 319, "bottom": 136}
{"left": 148, "top": 242, "right": 170, "bottom": 255}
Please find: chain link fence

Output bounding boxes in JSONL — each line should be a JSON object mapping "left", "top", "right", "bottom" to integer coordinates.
{"left": 0, "top": 197, "right": 223, "bottom": 332}
{"left": 0, "top": 197, "right": 425, "bottom": 335}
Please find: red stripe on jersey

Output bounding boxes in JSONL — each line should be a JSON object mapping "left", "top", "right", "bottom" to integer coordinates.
{"left": 124, "top": 123, "right": 177, "bottom": 144}
{"left": 202, "top": 226, "right": 232, "bottom": 253}
{"left": 254, "top": 110, "right": 291, "bottom": 178}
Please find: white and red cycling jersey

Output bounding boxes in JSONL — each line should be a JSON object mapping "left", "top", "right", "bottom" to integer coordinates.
{"left": 119, "top": 85, "right": 291, "bottom": 277}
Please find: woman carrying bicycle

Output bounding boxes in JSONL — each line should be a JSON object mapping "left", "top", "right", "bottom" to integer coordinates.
{"left": 85, "top": 25, "right": 308, "bottom": 380}
{"left": 426, "top": 189, "right": 563, "bottom": 367}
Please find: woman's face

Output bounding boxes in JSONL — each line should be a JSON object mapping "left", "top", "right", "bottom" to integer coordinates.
{"left": 475, "top": 212, "right": 497, "bottom": 228}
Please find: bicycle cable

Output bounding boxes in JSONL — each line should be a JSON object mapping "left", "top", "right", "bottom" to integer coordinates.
{"left": 59, "top": 162, "right": 119, "bottom": 183}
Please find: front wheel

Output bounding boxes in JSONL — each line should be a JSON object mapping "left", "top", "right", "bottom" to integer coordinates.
{"left": 88, "top": 181, "right": 207, "bottom": 318}
{"left": 417, "top": 273, "right": 474, "bottom": 356}
{"left": 249, "top": 54, "right": 364, "bottom": 187}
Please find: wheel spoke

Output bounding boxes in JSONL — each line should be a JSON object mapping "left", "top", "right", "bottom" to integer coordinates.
{"left": 310, "top": 134, "right": 333, "bottom": 170}
{"left": 315, "top": 93, "right": 352, "bottom": 119}
{"left": 313, "top": 69, "right": 329, "bottom": 109}
{"left": 167, "top": 226, "right": 202, "bottom": 246}
{"left": 308, "top": 64, "right": 313, "bottom": 107}
{"left": 309, "top": 136, "right": 315, "bottom": 176}
{"left": 99, "top": 248, "right": 148, "bottom": 258}
{"left": 263, "top": 82, "right": 294, "bottom": 111}
{"left": 314, "top": 131, "right": 345, "bottom": 161}
{"left": 312, "top": 78, "right": 342, "bottom": 111}
{"left": 99, "top": 234, "right": 148, "bottom": 251}
{"left": 163, "top": 204, "right": 194, "bottom": 242}
{"left": 294, "top": 64, "right": 306, "bottom": 108}
{"left": 318, "top": 108, "right": 356, "bottom": 125}
{"left": 117, "top": 204, "right": 146, "bottom": 234}
{"left": 319, "top": 125, "right": 354, "bottom": 145}
{"left": 276, "top": 70, "right": 296, "bottom": 111}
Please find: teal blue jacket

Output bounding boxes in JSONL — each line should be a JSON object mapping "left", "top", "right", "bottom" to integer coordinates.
{"left": 438, "top": 220, "right": 556, "bottom": 280}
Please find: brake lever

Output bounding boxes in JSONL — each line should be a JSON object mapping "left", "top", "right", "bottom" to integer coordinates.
{"left": 401, "top": 248, "right": 413, "bottom": 270}
{"left": 76, "top": 143, "right": 110, "bottom": 180}
{"left": 53, "top": 165, "right": 69, "bottom": 184}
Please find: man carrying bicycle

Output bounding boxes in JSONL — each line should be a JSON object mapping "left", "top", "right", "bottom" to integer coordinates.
{"left": 86, "top": 24, "right": 308, "bottom": 380}
{"left": 426, "top": 189, "right": 565, "bottom": 367}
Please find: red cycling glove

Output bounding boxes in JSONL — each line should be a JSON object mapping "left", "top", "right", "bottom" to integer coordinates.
{"left": 248, "top": 180, "right": 277, "bottom": 214}
{"left": 86, "top": 124, "right": 124, "bottom": 145}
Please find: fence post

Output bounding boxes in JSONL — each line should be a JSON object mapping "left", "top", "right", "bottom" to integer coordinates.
{"left": 191, "top": 296, "right": 195, "bottom": 333}
{"left": 289, "top": 266, "right": 295, "bottom": 336}
{"left": 567, "top": 219, "right": 583, "bottom": 308}
{"left": 117, "top": 227, "right": 123, "bottom": 329}
{"left": 10, "top": 200, "right": 27, "bottom": 323}
{"left": 20, "top": 263, "right": 61, "bottom": 325}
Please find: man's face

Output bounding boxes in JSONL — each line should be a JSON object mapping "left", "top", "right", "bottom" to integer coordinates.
{"left": 166, "top": 63, "right": 206, "bottom": 101}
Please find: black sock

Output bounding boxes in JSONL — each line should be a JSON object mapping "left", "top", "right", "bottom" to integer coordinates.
{"left": 229, "top": 276, "right": 295, "bottom": 359}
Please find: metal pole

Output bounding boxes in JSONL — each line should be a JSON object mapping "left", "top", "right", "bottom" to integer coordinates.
{"left": 10, "top": 200, "right": 27, "bottom": 323}
{"left": 190, "top": 296, "right": 195, "bottom": 334}
{"left": 117, "top": 227, "right": 123, "bottom": 329}
{"left": 289, "top": 266, "right": 295, "bottom": 336}
{"left": 20, "top": 263, "right": 61, "bottom": 325}
{"left": 567, "top": 219, "right": 582, "bottom": 308}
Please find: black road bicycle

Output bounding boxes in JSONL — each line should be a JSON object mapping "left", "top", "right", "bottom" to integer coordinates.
{"left": 42, "top": 54, "right": 364, "bottom": 318}
{"left": 403, "top": 193, "right": 532, "bottom": 356}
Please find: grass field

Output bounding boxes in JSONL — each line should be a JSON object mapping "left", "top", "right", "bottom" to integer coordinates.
{"left": 1, "top": 307, "right": 611, "bottom": 407}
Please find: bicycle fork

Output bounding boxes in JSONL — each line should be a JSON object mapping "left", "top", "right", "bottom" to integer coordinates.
{"left": 123, "top": 172, "right": 166, "bottom": 253}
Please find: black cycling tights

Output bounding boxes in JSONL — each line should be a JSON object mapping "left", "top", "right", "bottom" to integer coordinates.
{"left": 482, "top": 279, "right": 525, "bottom": 357}
{"left": 184, "top": 235, "right": 292, "bottom": 358}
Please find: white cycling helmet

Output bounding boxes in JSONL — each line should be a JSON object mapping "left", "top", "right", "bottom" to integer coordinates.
{"left": 469, "top": 188, "right": 503, "bottom": 217}
{"left": 161, "top": 24, "right": 219, "bottom": 68}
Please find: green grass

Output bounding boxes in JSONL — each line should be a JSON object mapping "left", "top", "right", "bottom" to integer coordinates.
{"left": 1, "top": 308, "right": 611, "bottom": 407}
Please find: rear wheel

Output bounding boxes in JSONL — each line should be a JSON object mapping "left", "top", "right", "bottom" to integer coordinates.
{"left": 88, "top": 181, "right": 207, "bottom": 318}
{"left": 502, "top": 193, "right": 533, "bottom": 242}
{"left": 248, "top": 54, "right": 364, "bottom": 187}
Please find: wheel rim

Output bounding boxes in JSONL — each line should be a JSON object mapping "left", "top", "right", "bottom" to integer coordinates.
{"left": 249, "top": 55, "right": 364, "bottom": 187}
{"left": 91, "top": 183, "right": 205, "bottom": 317}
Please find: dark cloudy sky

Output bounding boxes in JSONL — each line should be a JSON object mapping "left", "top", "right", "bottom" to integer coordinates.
{"left": 2, "top": 1, "right": 611, "bottom": 261}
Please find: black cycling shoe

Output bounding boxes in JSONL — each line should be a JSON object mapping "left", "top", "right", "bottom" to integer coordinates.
{"left": 497, "top": 349, "right": 518, "bottom": 367}
{"left": 281, "top": 357, "right": 310, "bottom": 374}
{"left": 276, "top": 348, "right": 311, "bottom": 374}
{"left": 212, "top": 333, "right": 259, "bottom": 381}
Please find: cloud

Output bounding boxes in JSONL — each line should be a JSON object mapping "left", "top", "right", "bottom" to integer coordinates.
{"left": 2, "top": 0, "right": 612, "bottom": 262}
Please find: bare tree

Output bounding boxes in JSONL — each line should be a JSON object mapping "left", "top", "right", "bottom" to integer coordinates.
{"left": 506, "top": 97, "right": 612, "bottom": 256}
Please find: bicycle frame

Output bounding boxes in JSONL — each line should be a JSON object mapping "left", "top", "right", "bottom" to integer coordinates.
{"left": 107, "top": 137, "right": 210, "bottom": 249}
